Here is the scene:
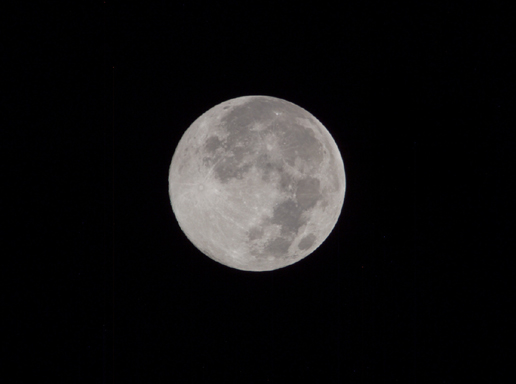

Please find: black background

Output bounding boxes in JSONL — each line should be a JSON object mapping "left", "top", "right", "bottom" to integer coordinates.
{"left": 3, "top": 1, "right": 515, "bottom": 383}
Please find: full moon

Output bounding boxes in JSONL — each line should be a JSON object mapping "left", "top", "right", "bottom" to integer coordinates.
{"left": 168, "top": 96, "right": 346, "bottom": 271}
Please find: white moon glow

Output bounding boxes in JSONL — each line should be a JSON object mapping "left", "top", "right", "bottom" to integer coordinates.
{"left": 169, "top": 96, "right": 346, "bottom": 271}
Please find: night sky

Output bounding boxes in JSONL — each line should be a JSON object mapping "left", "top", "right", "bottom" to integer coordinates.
{"left": 4, "top": 2, "right": 514, "bottom": 382}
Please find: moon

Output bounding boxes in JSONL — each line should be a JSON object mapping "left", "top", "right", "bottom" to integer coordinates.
{"left": 168, "top": 95, "right": 346, "bottom": 271}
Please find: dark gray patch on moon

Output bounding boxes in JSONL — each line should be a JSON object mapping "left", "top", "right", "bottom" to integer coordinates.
{"left": 270, "top": 199, "right": 306, "bottom": 236}
{"left": 256, "top": 153, "right": 275, "bottom": 181}
{"left": 221, "top": 98, "right": 277, "bottom": 130}
{"left": 295, "top": 177, "right": 322, "bottom": 209}
{"left": 248, "top": 227, "right": 264, "bottom": 241}
{"left": 278, "top": 170, "right": 293, "bottom": 193}
{"left": 255, "top": 152, "right": 291, "bottom": 190}
{"left": 274, "top": 122, "right": 323, "bottom": 170}
{"left": 214, "top": 157, "right": 253, "bottom": 182}
{"left": 203, "top": 97, "right": 326, "bottom": 190}
{"left": 265, "top": 236, "right": 292, "bottom": 256}
{"left": 203, "top": 120, "right": 261, "bottom": 185}
{"left": 298, "top": 233, "right": 316, "bottom": 250}
{"left": 204, "top": 135, "right": 223, "bottom": 153}
{"left": 232, "top": 146, "right": 249, "bottom": 163}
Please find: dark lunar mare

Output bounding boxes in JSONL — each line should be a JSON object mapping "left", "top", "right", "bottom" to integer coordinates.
{"left": 298, "top": 233, "right": 317, "bottom": 250}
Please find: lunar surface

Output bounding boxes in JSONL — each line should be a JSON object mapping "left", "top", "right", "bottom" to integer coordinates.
{"left": 168, "top": 95, "right": 346, "bottom": 271}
